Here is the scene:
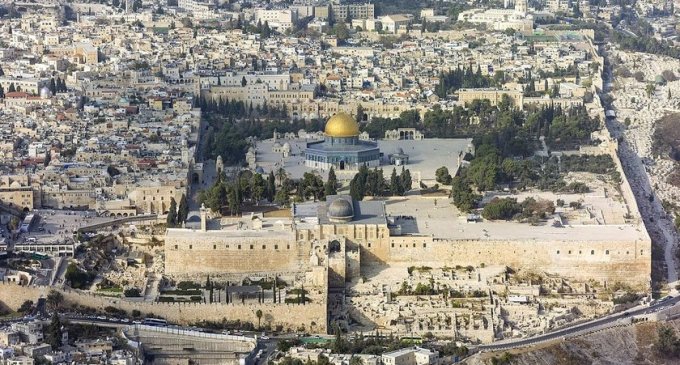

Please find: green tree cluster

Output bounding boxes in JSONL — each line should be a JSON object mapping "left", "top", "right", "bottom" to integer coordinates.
{"left": 46, "top": 290, "right": 63, "bottom": 312}
{"left": 435, "top": 166, "right": 452, "bottom": 185}
{"left": 124, "top": 288, "right": 142, "bottom": 297}
{"left": 450, "top": 175, "right": 480, "bottom": 212}
{"left": 655, "top": 325, "right": 680, "bottom": 357}
{"left": 199, "top": 171, "right": 280, "bottom": 214}
{"left": 198, "top": 96, "right": 288, "bottom": 120}
{"left": 255, "top": 20, "right": 272, "bottom": 38}
{"left": 482, "top": 197, "right": 555, "bottom": 222}
{"left": 360, "top": 110, "right": 420, "bottom": 139}
{"left": 482, "top": 197, "right": 522, "bottom": 220}
{"left": 65, "top": 263, "right": 95, "bottom": 289}
{"left": 18, "top": 300, "right": 34, "bottom": 314}
{"left": 349, "top": 166, "right": 411, "bottom": 200}
{"left": 435, "top": 64, "right": 496, "bottom": 98}
{"left": 48, "top": 77, "right": 67, "bottom": 95}
{"left": 612, "top": 29, "right": 680, "bottom": 59}
{"left": 546, "top": 106, "right": 601, "bottom": 149}
{"left": 45, "top": 312, "right": 63, "bottom": 349}
{"left": 298, "top": 172, "right": 325, "bottom": 201}
{"left": 206, "top": 123, "right": 250, "bottom": 166}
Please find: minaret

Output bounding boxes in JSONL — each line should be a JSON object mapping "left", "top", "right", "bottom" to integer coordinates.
{"left": 215, "top": 155, "right": 224, "bottom": 176}
{"left": 200, "top": 203, "right": 208, "bottom": 232}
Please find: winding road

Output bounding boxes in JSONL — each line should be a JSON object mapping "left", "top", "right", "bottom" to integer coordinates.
{"left": 475, "top": 296, "right": 680, "bottom": 352}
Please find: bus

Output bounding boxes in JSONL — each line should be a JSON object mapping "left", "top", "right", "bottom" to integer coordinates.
{"left": 30, "top": 252, "right": 49, "bottom": 260}
{"left": 400, "top": 336, "right": 423, "bottom": 344}
{"left": 142, "top": 318, "right": 168, "bottom": 327}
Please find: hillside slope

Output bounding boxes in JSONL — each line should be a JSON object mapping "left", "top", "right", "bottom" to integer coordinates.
{"left": 465, "top": 319, "right": 680, "bottom": 365}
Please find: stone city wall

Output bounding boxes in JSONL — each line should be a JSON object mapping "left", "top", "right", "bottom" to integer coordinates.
{"left": 372, "top": 236, "right": 651, "bottom": 290}
{"left": 164, "top": 233, "right": 307, "bottom": 275}
{"left": 164, "top": 231, "right": 650, "bottom": 290}
{"left": 0, "top": 283, "right": 327, "bottom": 333}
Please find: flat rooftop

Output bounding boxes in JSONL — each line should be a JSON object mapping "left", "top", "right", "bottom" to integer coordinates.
{"left": 168, "top": 218, "right": 294, "bottom": 239}
{"left": 294, "top": 196, "right": 387, "bottom": 226}
{"left": 253, "top": 137, "right": 473, "bottom": 182}
{"left": 381, "top": 193, "right": 650, "bottom": 242}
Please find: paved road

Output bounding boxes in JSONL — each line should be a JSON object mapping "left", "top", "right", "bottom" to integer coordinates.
{"left": 476, "top": 296, "right": 680, "bottom": 352}
{"left": 143, "top": 272, "right": 161, "bottom": 302}
{"left": 256, "top": 339, "right": 277, "bottom": 365}
{"left": 600, "top": 45, "right": 679, "bottom": 292}
{"left": 51, "top": 257, "right": 68, "bottom": 287}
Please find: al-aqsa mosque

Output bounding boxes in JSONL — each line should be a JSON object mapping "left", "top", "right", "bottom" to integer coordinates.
{"left": 304, "top": 112, "right": 381, "bottom": 171}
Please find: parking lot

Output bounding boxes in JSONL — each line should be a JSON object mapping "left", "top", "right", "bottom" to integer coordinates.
{"left": 24, "top": 209, "right": 117, "bottom": 244}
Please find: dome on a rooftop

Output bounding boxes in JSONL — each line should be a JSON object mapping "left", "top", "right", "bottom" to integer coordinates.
{"left": 40, "top": 86, "right": 52, "bottom": 99}
{"left": 325, "top": 112, "right": 360, "bottom": 137}
{"left": 328, "top": 198, "right": 354, "bottom": 223}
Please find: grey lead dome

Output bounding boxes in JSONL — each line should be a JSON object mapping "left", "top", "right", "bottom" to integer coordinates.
{"left": 327, "top": 198, "right": 354, "bottom": 222}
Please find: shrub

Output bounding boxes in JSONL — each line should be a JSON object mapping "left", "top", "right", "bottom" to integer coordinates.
{"left": 613, "top": 292, "right": 639, "bottom": 305}
{"left": 482, "top": 197, "right": 521, "bottom": 220}
{"left": 124, "top": 288, "right": 142, "bottom": 297}
{"left": 564, "top": 182, "right": 590, "bottom": 193}
{"left": 654, "top": 325, "right": 680, "bottom": 357}
{"left": 18, "top": 300, "right": 33, "bottom": 313}
{"left": 435, "top": 166, "right": 452, "bottom": 185}
{"left": 65, "top": 263, "right": 95, "bottom": 290}
{"left": 177, "top": 281, "right": 201, "bottom": 290}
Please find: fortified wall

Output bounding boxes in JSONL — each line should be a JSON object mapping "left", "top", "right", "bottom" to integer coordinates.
{"left": 165, "top": 224, "right": 650, "bottom": 290}
{"left": 164, "top": 228, "right": 302, "bottom": 275}
{"left": 297, "top": 223, "right": 649, "bottom": 289}
{"left": 377, "top": 236, "right": 650, "bottom": 290}
{"left": 0, "top": 283, "right": 327, "bottom": 333}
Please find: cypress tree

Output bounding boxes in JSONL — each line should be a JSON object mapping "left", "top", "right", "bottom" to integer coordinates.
{"left": 389, "top": 168, "right": 402, "bottom": 196}
{"left": 49, "top": 78, "right": 57, "bottom": 95}
{"left": 267, "top": 171, "right": 276, "bottom": 202}
{"left": 400, "top": 167, "right": 412, "bottom": 193}
{"left": 166, "top": 197, "right": 177, "bottom": 227}
{"left": 263, "top": 21, "right": 271, "bottom": 38}
{"left": 272, "top": 276, "right": 277, "bottom": 303}
{"left": 325, "top": 167, "right": 338, "bottom": 196}
{"left": 46, "top": 312, "right": 62, "bottom": 349}
{"left": 177, "top": 193, "right": 189, "bottom": 225}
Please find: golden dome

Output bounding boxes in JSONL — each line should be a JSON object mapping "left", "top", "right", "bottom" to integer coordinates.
{"left": 325, "top": 112, "right": 360, "bottom": 137}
